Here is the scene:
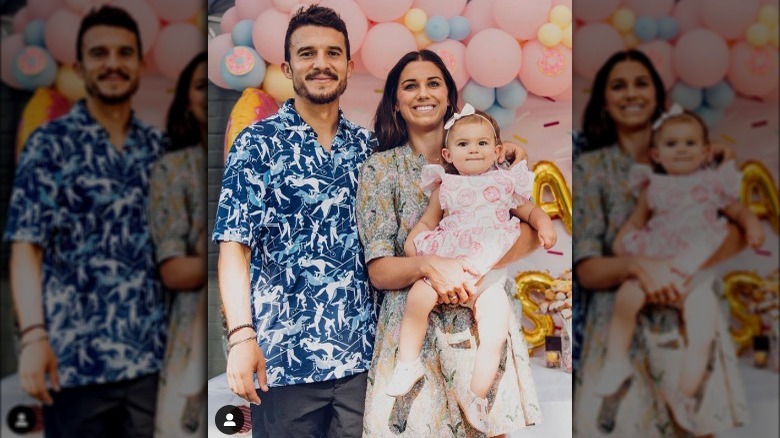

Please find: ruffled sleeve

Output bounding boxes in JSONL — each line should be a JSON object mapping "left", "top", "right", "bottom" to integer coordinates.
{"left": 710, "top": 160, "right": 741, "bottom": 207}
{"left": 628, "top": 163, "right": 653, "bottom": 196}
{"left": 420, "top": 164, "right": 446, "bottom": 197}
{"left": 509, "top": 159, "right": 535, "bottom": 207}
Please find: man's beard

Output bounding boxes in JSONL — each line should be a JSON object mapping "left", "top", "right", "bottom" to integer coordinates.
{"left": 292, "top": 68, "right": 347, "bottom": 104}
{"left": 84, "top": 72, "right": 139, "bottom": 104}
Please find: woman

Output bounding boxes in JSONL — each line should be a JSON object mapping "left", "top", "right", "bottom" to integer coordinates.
{"left": 149, "top": 52, "right": 208, "bottom": 436}
{"left": 572, "top": 49, "right": 748, "bottom": 437}
{"left": 356, "top": 50, "right": 542, "bottom": 437}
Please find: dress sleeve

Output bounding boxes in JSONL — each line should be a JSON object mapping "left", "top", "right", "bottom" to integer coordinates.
{"left": 149, "top": 153, "right": 189, "bottom": 263}
{"left": 572, "top": 154, "right": 607, "bottom": 265}
{"left": 509, "top": 159, "right": 535, "bottom": 207}
{"left": 357, "top": 153, "right": 399, "bottom": 263}
{"left": 628, "top": 163, "right": 653, "bottom": 196}
{"left": 3, "top": 129, "right": 61, "bottom": 244}
{"left": 420, "top": 164, "right": 445, "bottom": 197}
{"left": 711, "top": 160, "right": 741, "bottom": 207}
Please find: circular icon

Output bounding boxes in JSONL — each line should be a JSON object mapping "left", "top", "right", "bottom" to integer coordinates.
{"left": 215, "top": 405, "right": 245, "bottom": 435}
{"left": 7, "top": 405, "right": 36, "bottom": 434}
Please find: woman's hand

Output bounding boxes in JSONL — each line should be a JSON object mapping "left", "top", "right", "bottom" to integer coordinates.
{"left": 423, "top": 255, "right": 479, "bottom": 305}
{"left": 708, "top": 141, "right": 735, "bottom": 164}
{"left": 226, "top": 336, "right": 268, "bottom": 405}
{"left": 498, "top": 141, "right": 528, "bottom": 167}
{"left": 627, "top": 256, "right": 684, "bottom": 306}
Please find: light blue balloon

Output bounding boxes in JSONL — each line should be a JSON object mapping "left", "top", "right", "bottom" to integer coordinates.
{"left": 23, "top": 20, "right": 46, "bottom": 47}
{"left": 695, "top": 104, "right": 723, "bottom": 129}
{"left": 496, "top": 79, "right": 527, "bottom": 109}
{"left": 448, "top": 16, "right": 471, "bottom": 41}
{"left": 231, "top": 20, "right": 255, "bottom": 47}
{"left": 12, "top": 46, "right": 57, "bottom": 90}
{"left": 425, "top": 16, "right": 450, "bottom": 42}
{"left": 462, "top": 80, "right": 495, "bottom": 111}
{"left": 657, "top": 17, "right": 678, "bottom": 41}
{"left": 221, "top": 46, "right": 267, "bottom": 91}
{"left": 670, "top": 81, "right": 703, "bottom": 111}
{"left": 485, "top": 103, "right": 515, "bottom": 129}
{"left": 704, "top": 81, "right": 735, "bottom": 109}
{"left": 633, "top": 16, "right": 658, "bottom": 42}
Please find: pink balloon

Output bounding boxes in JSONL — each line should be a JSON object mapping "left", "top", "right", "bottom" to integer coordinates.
{"left": 208, "top": 34, "right": 234, "bottom": 88}
{"left": 553, "top": 0, "right": 572, "bottom": 8}
{"left": 637, "top": 40, "right": 676, "bottom": 89}
{"left": 494, "top": 0, "right": 550, "bottom": 41}
{"left": 44, "top": 8, "right": 81, "bottom": 64}
{"left": 12, "top": 7, "right": 30, "bottom": 34}
{"left": 361, "top": 22, "right": 417, "bottom": 79}
{"left": 518, "top": 41, "right": 572, "bottom": 97}
{"left": 572, "top": 23, "right": 624, "bottom": 81}
{"left": 674, "top": 29, "right": 729, "bottom": 87}
{"left": 351, "top": 51, "right": 369, "bottom": 74}
{"left": 700, "top": 0, "right": 760, "bottom": 40}
{"left": 64, "top": 0, "right": 108, "bottom": 14}
{"left": 623, "top": 0, "right": 674, "bottom": 18}
{"left": 672, "top": 0, "right": 702, "bottom": 36}
{"left": 412, "top": 0, "right": 467, "bottom": 19}
{"left": 252, "top": 8, "right": 291, "bottom": 65}
{"left": 273, "top": 0, "right": 300, "bottom": 13}
{"left": 463, "top": 0, "right": 497, "bottom": 41}
{"left": 319, "top": 0, "right": 368, "bottom": 55}
{"left": 236, "top": 0, "right": 273, "bottom": 20}
{"left": 28, "top": 0, "right": 62, "bottom": 20}
{"left": 112, "top": 0, "right": 160, "bottom": 56}
{"left": 153, "top": 23, "right": 204, "bottom": 80}
{"left": 356, "top": 0, "right": 413, "bottom": 22}
{"left": 220, "top": 7, "right": 239, "bottom": 34}
{"left": 1, "top": 34, "right": 25, "bottom": 88}
{"left": 428, "top": 39, "right": 469, "bottom": 90}
{"left": 550, "top": 83, "right": 572, "bottom": 101}
{"left": 148, "top": 0, "right": 201, "bottom": 22}
{"left": 574, "top": 0, "right": 621, "bottom": 22}
{"left": 728, "top": 42, "right": 779, "bottom": 97}
{"left": 465, "top": 28, "right": 522, "bottom": 87}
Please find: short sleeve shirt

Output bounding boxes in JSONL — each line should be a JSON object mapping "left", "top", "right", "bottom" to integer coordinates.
{"left": 4, "top": 100, "right": 167, "bottom": 387}
{"left": 212, "top": 99, "right": 377, "bottom": 387}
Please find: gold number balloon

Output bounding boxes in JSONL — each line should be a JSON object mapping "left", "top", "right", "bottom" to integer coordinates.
{"left": 515, "top": 271, "right": 556, "bottom": 354}
{"left": 722, "top": 271, "right": 764, "bottom": 355}
{"left": 532, "top": 161, "right": 573, "bottom": 234}
{"left": 740, "top": 160, "right": 779, "bottom": 234}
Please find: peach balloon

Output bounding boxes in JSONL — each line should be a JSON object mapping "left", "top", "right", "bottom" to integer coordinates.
{"left": 674, "top": 29, "right": 729, "bottom": 87}
{"left": 55, "top": 64, "right": 86, "bottom": 102}
{"left": 465, "top": 28, "right": 522, "bottom": 87}
{"left": 463, "top": 0, "right": 497, "bottom": 41}
{"left": 572, "top": 23, "right": 623, "bottom": 80}
{"left": 727, "top": 42, "right": 779, "bottom": 97}
{"left": 428, "top": 39, "right": 469, "bottom": 90}
{"left": 43, "top": 8, "right": 81, "bottom": 64}
{"left": 494, "top": 0, "right": 550, "bottom": 41}
{"left": 154, "top": 23, "right": 204, "bottom": 80}
{"left": 220, "top": 7, "right": 239, "bottom": 34}
{"left": 208, "top": 34, "right": 234, "bottom": 89}
{"left": 356, "top": 0, "right": 413, "bottom": 22}
{"left": 518, "top": 41, "right": 572, "bottom": 97}
{"left": 149, "top": 0, "right": 200, "bottom": 22}
{"left": 319, "top": 0, "right": 369, "bottom": 55}
{"left": 672, "top": 0, "right": 702, "bottom": 35}
{"left": 361, "top": 23, "right": 417, "bottom": 79}
{"left": 262, "top": 63, "right": 295, "bottom": 102}
{"left": 551, "top": 83, "right": 572, "bottom": 101}
{"left": 236, "top": 0, "right": 273, "bottom": 20}
{"left": 112, "top": 0, "right": 160, "bottom": 55}
{"left": 700, "top": 0, "right": 760, "bottom": 40}
{"left": 252, "top": 8, "right": 290, "bottom": 65}
{"left": 412, "top": 0, "right": 467, "bottom": 19}
{"left": 637, "top": 40, "right": 676, "bottom": 89}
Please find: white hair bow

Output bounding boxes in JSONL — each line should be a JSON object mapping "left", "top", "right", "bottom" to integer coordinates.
{"left": 652, "top": 103, "right": 684, "bottom": 131}
{"left": 444, "top": 103, "right": 476, "bottom": 130}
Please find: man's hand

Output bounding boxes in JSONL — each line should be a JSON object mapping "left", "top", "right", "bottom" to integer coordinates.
{"left": 19, "top": 337, "right": 59, "bottom": 405}
{"left": 226, "top": 338, "right": 269, "bottom": 405}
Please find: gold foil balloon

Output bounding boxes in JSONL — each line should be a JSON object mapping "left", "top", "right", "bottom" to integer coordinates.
{"left": 740, "top": 160, "right": 779, "bottom": 234}
{"left": 515, "top": 271, "right": 556, "bottom": 354}
{"left": 723, "top": 271, "right": 764, "bottom": 355}
{"left": 532, "top": 161, "right": 573, "bottom": 234}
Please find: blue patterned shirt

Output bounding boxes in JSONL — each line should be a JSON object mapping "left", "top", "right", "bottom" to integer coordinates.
{"left": 213, "top": 99, "right": 377, "bottom": 387}
{"left": 4, "top": 101, "right": 167, "bottom": 387}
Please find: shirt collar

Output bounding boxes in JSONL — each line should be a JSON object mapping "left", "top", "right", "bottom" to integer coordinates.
{"left": 279, "top": 98, "right": 350, "bottom": 133}
{"left": 70, "top": 99, "right": 144, "bottom": 133}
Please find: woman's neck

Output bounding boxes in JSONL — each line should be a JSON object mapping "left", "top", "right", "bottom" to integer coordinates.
{"left": 615, "top": 126, "right": 653, "bottom": 164}
{"left": 407, "top": 124, "right": 445, "bottom": 163}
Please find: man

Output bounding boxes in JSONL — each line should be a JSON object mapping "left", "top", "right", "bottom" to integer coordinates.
{"left": 212, "top": 5, "right": 376, "bottom": 437}
{"left": 5, "top": 6, "right": 166, "bottom": 436}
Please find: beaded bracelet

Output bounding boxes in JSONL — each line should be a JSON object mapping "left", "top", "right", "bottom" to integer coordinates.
{"left": 18, "top": 323, "right": 46, "bottom": 338}
{"left": 228, "top": 334, "right": 256, "bottom": 350}
{"left": 19, "top": 334, "right": 48, "bottom": 351}
{"left": 227, "top": 323, "right": 254, "bottom": 339}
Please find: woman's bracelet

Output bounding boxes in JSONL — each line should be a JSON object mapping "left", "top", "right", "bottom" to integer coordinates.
{"left": 19, "top": 334, "right": 48, "bottom": 351}
{"left": 227, "top": 323, "right": 254, "bottom": 339}
{"left": 18, "top": 323, "right": 46, "bottom": 339}
{"left": 228, "top": 334, "right": 256, "bottom": 350}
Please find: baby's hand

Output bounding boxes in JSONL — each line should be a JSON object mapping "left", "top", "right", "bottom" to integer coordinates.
{"left": 537, "top": 225, "right": 557, "bottom": 249}
{"left": 747, "top": 225, "right": 765, "bottom": 249}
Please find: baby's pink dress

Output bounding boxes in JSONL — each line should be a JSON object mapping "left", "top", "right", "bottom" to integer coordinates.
{"left": 620, "top": 162, "right": 741, "bottom": 275}
{"left": 413, "top": 161, "right": 536, "bottom": 277}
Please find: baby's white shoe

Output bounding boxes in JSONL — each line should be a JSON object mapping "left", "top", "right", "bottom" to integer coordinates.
{"left": 593, "top": 359, "right": 633, "bottom": 397}
{"left": 662, "top": 386, "right": 697, "bottom": 433}
{"left": 385, "top": 357, "right": 425, "bottom": 397}
{"left": 456, "top": 386, "right": 489, "bottom": 433}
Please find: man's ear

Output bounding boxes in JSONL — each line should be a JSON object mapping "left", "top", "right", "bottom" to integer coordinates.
{"left": 346, "top": 59, "right": 354, "bottom": 78}
{"left": 281, "top": 62, "right": 292, "bottom": 79}
{"left": 441, "top": 148, "right": 452, "bottom": 163}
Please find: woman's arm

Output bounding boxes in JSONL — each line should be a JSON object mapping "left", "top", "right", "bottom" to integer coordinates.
{"left": 612, "top": 190, "right": 650, "bottom": 255}
{"left": 404, "top": 188, "right": 444, "bottom": 257}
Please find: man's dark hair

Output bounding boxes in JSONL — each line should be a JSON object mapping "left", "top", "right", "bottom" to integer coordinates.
{"left": 76, "top": 5, "right": 142, "bottom": 62}
{"left": 284, "top": 5, "right": 351, "bottom": 62}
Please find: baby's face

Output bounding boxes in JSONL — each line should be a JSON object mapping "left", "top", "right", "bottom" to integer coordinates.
{"left": 651, "top": 120, "right": 709, "bottom": 175}
{"left": 442, "top": 119, "right": 500, "bottom": 176}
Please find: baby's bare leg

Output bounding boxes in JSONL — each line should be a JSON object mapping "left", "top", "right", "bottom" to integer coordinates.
{"left": 605, "top": 279, "right": 646, "bottom": 361}
{"left": 679, "top": 279, "right": 718, "bottom": 398}
{"left": 472, "top": 283, "right": 509, "bottom": 398}
{"left": 397, "top": 279, "right": 440, "bottom": 362}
